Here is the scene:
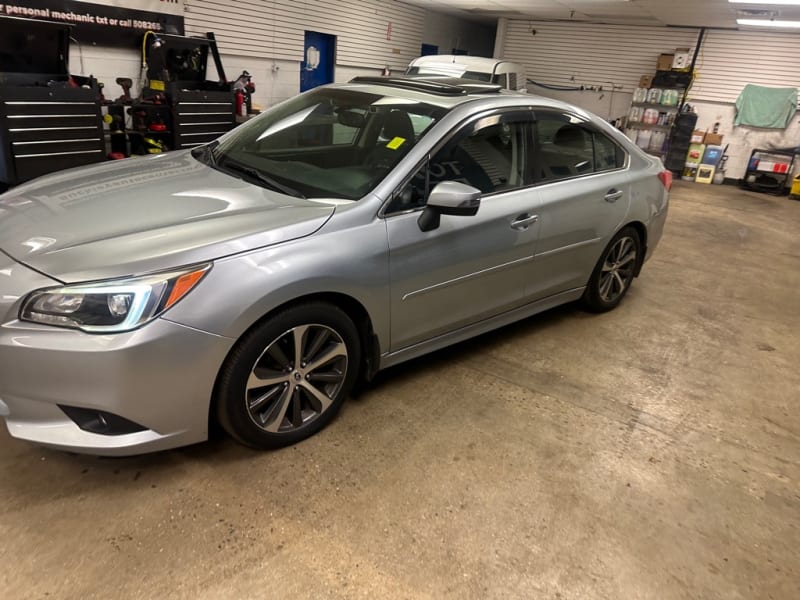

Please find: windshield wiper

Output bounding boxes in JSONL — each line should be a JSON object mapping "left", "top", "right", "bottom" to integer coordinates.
{"left": 219, "top": 157, "right": 305, "bottom": 199}
{"left": 191, "top": 140, "right": 219, "bottom": 166}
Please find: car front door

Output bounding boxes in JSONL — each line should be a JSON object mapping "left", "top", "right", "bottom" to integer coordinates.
{"left": 385, "top": 110, "right": 540, "bottom": 351}
{"left": 526, "top": 110, "right": 631, "bottom": 300}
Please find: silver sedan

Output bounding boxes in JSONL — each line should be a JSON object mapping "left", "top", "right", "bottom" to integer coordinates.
{"left": 0, "top": 77, "right": 670, "bottom": 455}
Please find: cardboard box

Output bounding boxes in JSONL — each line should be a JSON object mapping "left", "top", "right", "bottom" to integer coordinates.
{"left": 672, "top": 48, "right": 691, "bottom": 70}
{"left": 639, "top": 75, "right": 654, "bottom": 88}
{"left": 690, "top": 130, "right": 706, "bottom": 144}
{"left": 657, "top": 54, "right": 675, "bottom": 71}
{"left": 704, "top": 133, "right": 724, "bottom": 146}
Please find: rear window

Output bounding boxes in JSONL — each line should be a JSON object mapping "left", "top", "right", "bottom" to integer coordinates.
{"left": 534, "top": 111, "right": 627, "bottom": 182}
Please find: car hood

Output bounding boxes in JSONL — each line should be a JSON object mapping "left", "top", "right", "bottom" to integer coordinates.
{"left": 0, "top": 151, "right": 335, "bottom": 282}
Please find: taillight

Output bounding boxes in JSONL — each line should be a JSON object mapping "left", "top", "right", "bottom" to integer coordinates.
{"left": 658, "top": 170, "right": 673, "bottom": 192}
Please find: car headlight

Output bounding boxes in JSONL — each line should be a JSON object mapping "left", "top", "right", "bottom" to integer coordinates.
{"left": 20, "top": 263, "right": 211, "bottom": 333}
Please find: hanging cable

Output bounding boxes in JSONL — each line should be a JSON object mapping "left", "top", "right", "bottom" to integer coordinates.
{"left": 527, "top": 78, "right": 582, "bottom": 92}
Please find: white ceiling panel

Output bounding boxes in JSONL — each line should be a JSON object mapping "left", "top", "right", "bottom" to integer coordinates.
{"left": 403, "top": 0, "right": 800, "bottom": 28}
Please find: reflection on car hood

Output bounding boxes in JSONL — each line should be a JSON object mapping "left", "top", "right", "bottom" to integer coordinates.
{"left": 0, "top": 151, "right": 335, "bottom": 282}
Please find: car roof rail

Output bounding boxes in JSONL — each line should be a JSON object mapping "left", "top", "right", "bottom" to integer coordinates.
{"left": 349, "top": 76, "right": 502, "bottom": 96}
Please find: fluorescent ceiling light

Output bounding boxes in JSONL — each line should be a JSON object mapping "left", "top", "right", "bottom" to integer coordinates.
{"left": 737, "top": 18, "right": 800, "bottom": 26}
{"left": 730, "top": 0, "right": 800, "bottom": 4}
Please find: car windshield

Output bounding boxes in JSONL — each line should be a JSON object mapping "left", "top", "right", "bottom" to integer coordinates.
{"left": 208, "top": 88, "right": 447, "bottom": 200}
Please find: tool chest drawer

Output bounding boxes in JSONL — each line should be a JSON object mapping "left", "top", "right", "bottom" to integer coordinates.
{"left": 0, "top": 87, "right": 105, "bottom": 185}
{"left": 171, "top": 90, "right": 235, "bottom": 149}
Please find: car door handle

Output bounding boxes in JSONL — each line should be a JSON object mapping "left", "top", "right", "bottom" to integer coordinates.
{"left": 511, "top": 213, "right": 539, "bottom": 230}
{"left": 604, "top": 189, "right": 624, "bottom": 203}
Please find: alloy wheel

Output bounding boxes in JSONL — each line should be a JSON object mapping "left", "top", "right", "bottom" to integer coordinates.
{"left": 245, "top": 324, "right": 348, "bottom": 433}
{"left": 598, "top": 236, "right": 637, "bottom": 303}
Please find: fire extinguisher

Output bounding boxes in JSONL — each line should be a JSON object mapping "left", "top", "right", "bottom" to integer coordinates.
{"left": 233, "top": 70, "right": 254, "bottom": 118}
{"left": 235, "top": 90, "right": 246, "bottom": 117}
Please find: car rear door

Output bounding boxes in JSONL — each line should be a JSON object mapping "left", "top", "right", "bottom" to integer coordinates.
{"left": 385, "top": 109, "right": 540, "bottom": 351}
{"left": 525, "top": 109, "right": 631, "bottom": 301}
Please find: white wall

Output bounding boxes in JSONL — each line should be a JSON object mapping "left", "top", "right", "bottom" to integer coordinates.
{"left": 502, "top": 19, "right": 800, "bottom": 180}
{"left": 689, "top": 101, "right": 800, "bottom": 181}
{"left": 503, "top": 20, "right": 699, "bottom": 93}
{"left": 686, "top": 28, "right": 800, "bottom": 180}
{"left": 70, "top": 43, "right": 143, "bottom": 98}
{"left": 526, "top": 87, "right": 634, "bottom": 123}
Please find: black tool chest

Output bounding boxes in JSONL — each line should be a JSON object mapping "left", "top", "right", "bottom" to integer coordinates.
{"left": 129, "top": 34, "right": 235, "bottom": 153}
{"left": 0, "top": 16, "right": 104, "bottom": 188}
{"left": 171, "top": 88, "right": 236, "bottom": 149}
{"left": 0, "top": 86, "right": 104, "bottom": 185}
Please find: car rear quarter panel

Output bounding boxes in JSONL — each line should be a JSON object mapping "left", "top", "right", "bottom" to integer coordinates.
{"left": 626, "top": 156, "right": 669, "bottom": 260}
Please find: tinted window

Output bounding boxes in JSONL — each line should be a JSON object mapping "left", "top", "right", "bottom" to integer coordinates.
{"left": 534, "top": 111, "right": 625, "bottom": 182}
{"left": 492, "top": 73, "right": 508, "bottom": 88}
{"left": 462, "top": 71, "right": 492, "bottom": 82}
{"left": 388, "top": 114, "right": 530, "bottom": 213}
{"left": 594, "top": 132, "right": 626, "bottom": 171}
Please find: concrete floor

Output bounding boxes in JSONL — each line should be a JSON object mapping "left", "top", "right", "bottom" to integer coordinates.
{"left": 1, "top": 182, "right": 798, "bottom": 599}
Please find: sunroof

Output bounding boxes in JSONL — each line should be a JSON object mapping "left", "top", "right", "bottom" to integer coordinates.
{"left": 349, "top": 76, "right": 502, "bottom": 96}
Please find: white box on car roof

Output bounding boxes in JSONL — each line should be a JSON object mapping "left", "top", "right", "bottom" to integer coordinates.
{"left": 406, "top": 55, "right": 527, "bottom": 92}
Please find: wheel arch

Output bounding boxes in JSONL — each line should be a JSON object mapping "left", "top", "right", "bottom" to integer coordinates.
{"left": 208, "top": 291, "right": 381, "bottom": 434}
{"left": 623, "top": 220, "right": 648, "bottom": 276}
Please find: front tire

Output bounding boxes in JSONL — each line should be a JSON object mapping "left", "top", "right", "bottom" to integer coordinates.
{"left": 582, "top": 227, "right": 641, "bottom": 313}
{"left": 216, "top": 302, "right": 361, "bottom": 449}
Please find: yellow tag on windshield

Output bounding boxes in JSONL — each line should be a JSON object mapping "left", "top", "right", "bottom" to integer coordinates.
{"left": 386, "top": 137, "right": 406, "bottom": 150}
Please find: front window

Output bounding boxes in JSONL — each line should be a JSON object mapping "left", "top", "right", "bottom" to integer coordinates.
{"left": 208, "top": 88, "right": 446, "bottom": 200}
{"left": 387, "top": 112, "right": 531, "bottom": 213}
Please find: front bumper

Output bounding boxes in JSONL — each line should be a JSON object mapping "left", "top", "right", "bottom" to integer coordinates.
{"left": 0, "top": 317, "right": 235, "bottom": 456}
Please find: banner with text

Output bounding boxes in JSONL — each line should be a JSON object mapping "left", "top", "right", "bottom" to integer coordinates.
{"left": 74, "top": 1, "right": 184, "bottom": 17}
{"left": 1, "top": 0, "right": 185, "bottom": 45}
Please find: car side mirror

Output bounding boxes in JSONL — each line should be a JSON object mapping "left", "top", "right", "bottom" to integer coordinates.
{"left": 417, "top": 181, "right": 481, "bottom": 232}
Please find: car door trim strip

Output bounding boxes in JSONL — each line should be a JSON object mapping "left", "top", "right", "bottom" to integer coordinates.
{"left": 402, "top": 255, "right": 534, "bottom": 301}
{"left": 534, "top": 237, "right": 602, "bottom": 259}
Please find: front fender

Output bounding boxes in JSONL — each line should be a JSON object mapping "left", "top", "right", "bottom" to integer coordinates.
{"left": 165, "top": 218, "right": 391, "bottom": 352}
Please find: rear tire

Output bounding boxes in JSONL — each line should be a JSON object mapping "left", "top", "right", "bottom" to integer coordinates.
{"left": 582, "top": 227, "right": 641, "bottom": 313}
{"left": 216, "top": 302, "right": 361, "bottom": 449}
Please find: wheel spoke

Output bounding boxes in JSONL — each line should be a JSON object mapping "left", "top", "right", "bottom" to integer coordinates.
{"left": 303, "top": 327, "right": 331, "bottom": 364}
{"left": 247, "top": 370, "right": 289, "bottom": 391}
{"left": 248, "top": 384, "right": 284, "bottom": 411}
{"left": 617, "top": 249, "right": 637, "bottom": 267}
{"left": 292, "top": 325, "right": 309, "bottom": 368}
{"left": 262, "top": 384, "right": 294, "bottom": 433}
{"left": 601, "top": 261, "right": 614, "bottom": 273}
{"left": 613, "top": 271, "right": 626, "bottom": 294}
{"left": 599, "top": 274, "right": 614, "bottom": 300}
{"left": 305, "top": 342, "right": 346, "bottom": 372}
{"left": 266, "top": 342, "right": 291, "bottom": 369}
{"left": 291, "top": 387, "right": 303, "bottom": 427}
{"left": 618, "top": 265, "right": 635, "bottom": 278}
{"left": 300, "top": 381, "right": 333, "bottom": 413}
{"left": 612, "top": 241, "right": 622, "bottom": 263}
{"left": 307, "top": 370, "right": 344, "bottom": 384}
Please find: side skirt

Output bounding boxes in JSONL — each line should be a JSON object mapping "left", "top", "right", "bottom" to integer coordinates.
{"left": 379, "top": 287, "right": 585, "bottom": 370}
